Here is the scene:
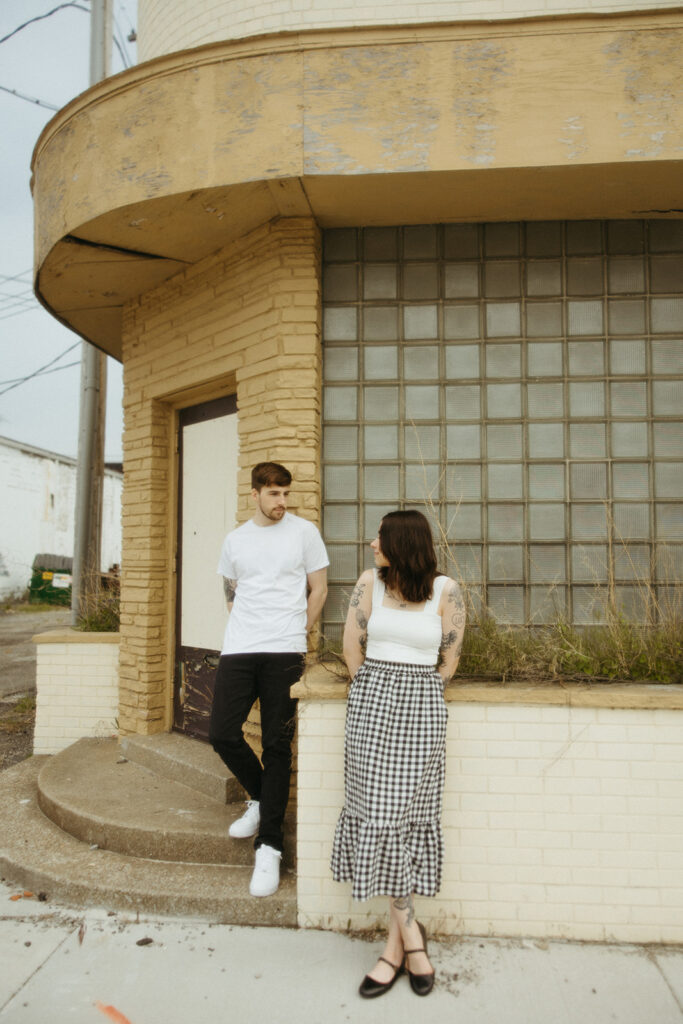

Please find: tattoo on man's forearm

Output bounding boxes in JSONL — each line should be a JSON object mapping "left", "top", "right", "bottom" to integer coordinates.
{"left": 223, "top": 578, "right": 237, "bottom": 605}
{"left": 393, "top": 894, "right": 415, "bottom": 925}
{"left": 349, "top": 582, "right": 366, "bottom": 608}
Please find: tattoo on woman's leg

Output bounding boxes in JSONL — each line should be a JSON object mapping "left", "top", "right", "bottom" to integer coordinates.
{"left": 393, "top": 894, "right": 415, "bottom": 925}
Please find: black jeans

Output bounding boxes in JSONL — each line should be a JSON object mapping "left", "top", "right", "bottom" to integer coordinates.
{"left": 209, "top": 652, "right": 305, "bottom": 852}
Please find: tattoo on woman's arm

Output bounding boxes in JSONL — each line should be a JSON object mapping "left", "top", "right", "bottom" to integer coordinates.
{"left": 447, "top": 583, "right": 466, "bottom": 630}
{"left": 355, "top": 607, "right": 368, "bottom": 655}
{"left": 440, "top": 629, "right": 457, "bottom": 651}
{"left": 439, "top": 583, "right": 465, "bottom": 667}
{"left": 349, "top": 582, "right": 366, "bottom": 608}
{"left": 223, "top": 577, "right": 237, "bottom": 605}
{"left": 439, "top": 629, "right": 463, "bottom": 659}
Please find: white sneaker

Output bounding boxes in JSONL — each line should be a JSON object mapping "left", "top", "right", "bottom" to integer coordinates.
{"left": 229, "top": 800, "right": 260, "bottom": 839}
{"left": 249, "top": 844, "right": 281, "bottom": 897}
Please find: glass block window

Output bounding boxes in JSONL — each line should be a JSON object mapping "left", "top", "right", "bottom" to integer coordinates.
{"left": 322, "top": 222, "right": 683, "bottom": 633}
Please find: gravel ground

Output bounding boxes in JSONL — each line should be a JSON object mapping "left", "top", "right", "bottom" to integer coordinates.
{"left": 0, "top": 692, "right": 36, "bottom": 771}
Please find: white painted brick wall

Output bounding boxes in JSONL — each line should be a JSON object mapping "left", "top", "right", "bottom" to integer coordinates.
{"left": 138, "top": 0, "right": 683, "bottom": 60}
{"left": 297, "top": 699, "right": 683, "bottom": 943}
{"left": 0, "top": 437, "right": 122, "bottom": 601}
{"left": 33, "top": 640, "right": 119, "bottom": 755}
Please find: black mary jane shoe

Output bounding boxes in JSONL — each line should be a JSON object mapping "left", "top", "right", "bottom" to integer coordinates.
{"left": 358, "top": 956, "right": 404, "bottom": 999}
{"left": 404, "top": 922, "right": 436, "bottom": 997}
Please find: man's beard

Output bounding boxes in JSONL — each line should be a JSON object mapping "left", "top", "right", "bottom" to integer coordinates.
{"left": 262, "top": 504, "right": 285, "bottom": 521}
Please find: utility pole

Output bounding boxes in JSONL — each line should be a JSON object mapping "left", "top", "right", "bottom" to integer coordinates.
{"left": 71, "top": 0, "right": 113, "bottom": 625}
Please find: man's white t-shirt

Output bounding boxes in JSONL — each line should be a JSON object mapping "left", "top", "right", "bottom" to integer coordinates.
{"left": 217, "top": 512, "right": 329, "bottom": 655}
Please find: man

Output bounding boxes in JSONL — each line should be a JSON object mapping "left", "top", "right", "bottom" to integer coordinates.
{"left": 209, "top": 462, "right": 329, "bottom": 897}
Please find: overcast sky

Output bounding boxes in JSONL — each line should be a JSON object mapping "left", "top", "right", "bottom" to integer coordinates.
{"left": 1, "top": 0, "right": 138, "bottom": 462}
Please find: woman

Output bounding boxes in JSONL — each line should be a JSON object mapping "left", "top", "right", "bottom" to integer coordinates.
{"left": 331, "top": 510, "right": 466, "bottom": 998}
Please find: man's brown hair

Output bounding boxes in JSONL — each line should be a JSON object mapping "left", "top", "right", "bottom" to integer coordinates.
{"left": 251, "top": 462, "right": 292, "bottom": 490}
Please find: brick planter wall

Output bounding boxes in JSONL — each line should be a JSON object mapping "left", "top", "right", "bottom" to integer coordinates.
{"left": 33, "top": 630, "right": 120, "bottom": 755}
{"left": 295, "top": 671, "right": 683, "bottom": 944}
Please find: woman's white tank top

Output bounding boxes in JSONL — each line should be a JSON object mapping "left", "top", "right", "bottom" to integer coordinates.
{"left": 365, "top": 570, "right": 448, "bottom": 666}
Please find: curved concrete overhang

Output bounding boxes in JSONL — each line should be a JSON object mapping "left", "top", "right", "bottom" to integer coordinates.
{"left": 32, "top": 11, "right": 683, "bottom": 358}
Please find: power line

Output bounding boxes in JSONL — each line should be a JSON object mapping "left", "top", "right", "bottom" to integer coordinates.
{"left": 0, "top": 342, "right": 81, "bottom": 398}
{"left": 0, "top": 359, "right": 80, "bottom": 387}
{"left": 0, "top": 287, "right": 39, "bottom": 316}
{"left": 0, "top": 306, "right": 44, "bottom": 323}
{"left": 113, "top": 7, "right": 135, "bottom": 68}
{"left": 0, "top": 298, "right": 37, "bottom": 315}
{"left": 0, "top": 83, "right": 60, "bottom": 111}
{"left": 0, "top": 3, "right": 90, "bottom": 46}
{"left": 0, "top": 282, "right": 34, "bottom": 295}
{"left": 0, "top": 6, "right": 136, "bottom": 105}
{"left": 0, "top": 287, "right": 35, "bottom": 301}
{"left": 0, "top": 296, "right": 37, "bottom": 308}
{"left": 112, "top": 30, "right": 130, "bottom": 69}
{"left": 0, "top": 272, "right": 37, "bottom": 316}
{"left": 117, "top": 0, "right": 136, "bottom": 35}
{"left": 0, "top": 270, "right": 33, "bottom": 284}
{"left": 0, "top": 301, "right": 39, "bottom": 318}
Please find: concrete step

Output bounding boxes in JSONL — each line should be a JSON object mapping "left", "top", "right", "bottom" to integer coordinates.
{"left": 37, "top": 738, "right": 295, "bottom": 868}
{"left": 119, "top": 731, "right": 243, "bottom": 804}
{"left": 0, "top": 757, "right": 296, "bottom": 926}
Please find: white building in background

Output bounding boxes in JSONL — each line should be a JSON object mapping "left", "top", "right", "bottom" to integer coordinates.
{"left": 0, "top": 436, "right": 122, "bottom": 601}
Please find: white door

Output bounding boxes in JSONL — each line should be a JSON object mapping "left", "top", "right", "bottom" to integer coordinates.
{"left": 175, "top": 395, "right": 238, "bottom": 738}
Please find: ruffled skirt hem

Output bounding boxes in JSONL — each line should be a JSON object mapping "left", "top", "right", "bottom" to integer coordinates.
{"left": 331, "top": 808, "right": 443, "bottom": 902}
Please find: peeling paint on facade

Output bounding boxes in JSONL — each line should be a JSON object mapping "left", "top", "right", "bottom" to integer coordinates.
{"left": 603, "top": 30, "right": 683, "bottom": 159}
{"left": 303, "top": 45, "right": 440, "bottom": 174}
{"left": 559, "top": 116, "right": 589, "bottom": 161}
{"left": 450, "top": 41, "right": 511, "bottom": 167}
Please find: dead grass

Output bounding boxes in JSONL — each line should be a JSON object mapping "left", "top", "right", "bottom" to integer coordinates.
{"left": 457, "top": 607, "right": 682, "bottom": 684}
{"left": 0, "top": 696, "right": 36, "bottom": 734}
{"left": 321, "top": 606, "right": 682, "bottom": 685}
{"left": 74, "top": 570, "right": 120, "bottom": 633}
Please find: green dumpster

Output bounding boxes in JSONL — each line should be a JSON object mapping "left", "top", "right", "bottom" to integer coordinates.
{"left": 29, "top": 553, "right": 73, "bottom": 606}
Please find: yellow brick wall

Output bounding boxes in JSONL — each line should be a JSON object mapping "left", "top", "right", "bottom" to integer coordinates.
{"left": 119, "top": 217, "right": 322, "bottom": 735}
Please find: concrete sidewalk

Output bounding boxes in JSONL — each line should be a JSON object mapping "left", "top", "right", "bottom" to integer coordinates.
{"left": 1, "top": 881, "right": 682, "bottom": 1024}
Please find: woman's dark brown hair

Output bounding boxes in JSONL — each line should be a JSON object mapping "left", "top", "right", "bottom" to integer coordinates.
{"left": 377, "top": 510, "right": 438, "bottom": 603}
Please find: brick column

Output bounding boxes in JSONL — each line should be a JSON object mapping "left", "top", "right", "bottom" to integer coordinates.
{"left": 234, "top": 218, "right": 322, "bottom": 523}
{"left": 118, "top": 396, "right": 174, "bottom": 734}
{"left": 119, "top": 217, "right": 322, "bottom": 735}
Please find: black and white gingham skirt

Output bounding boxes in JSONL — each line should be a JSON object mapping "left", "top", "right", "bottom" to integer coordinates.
{"left": 330, "top": 658, "right": 447, "bottom": 901}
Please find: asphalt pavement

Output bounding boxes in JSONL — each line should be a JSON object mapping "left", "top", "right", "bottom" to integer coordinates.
{"left": 0, "top": 608, "right": 71, "bottom": 699}
{"left": 1, "top": 880, "right": 682, "bottom": 1024}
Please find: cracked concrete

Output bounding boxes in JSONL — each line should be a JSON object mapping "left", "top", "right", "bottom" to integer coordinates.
{"left": 1, "top": 880, "right": 682, "bottom": 1024}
